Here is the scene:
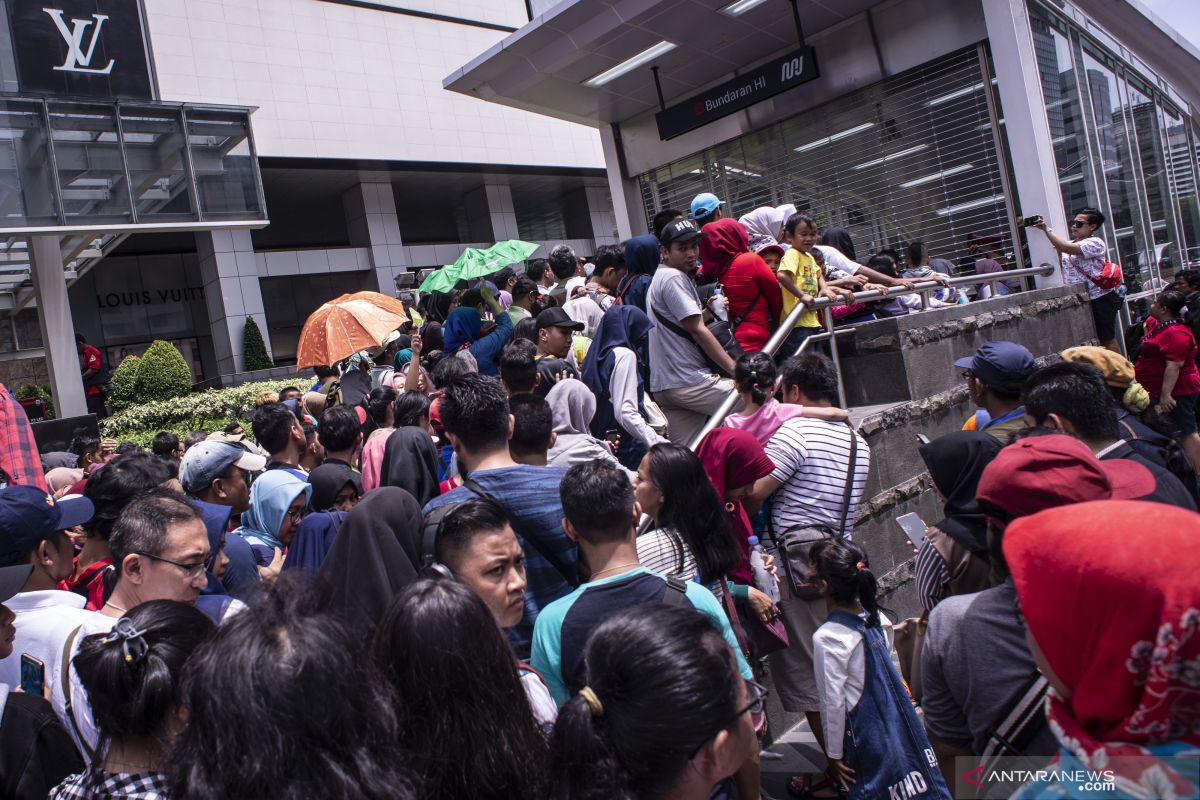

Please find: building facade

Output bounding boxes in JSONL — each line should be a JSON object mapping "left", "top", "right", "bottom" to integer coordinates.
{"left": 446, "top": 0, "right": 1200, "bottom": 298}
{"left": 1, "top": 0, "right": 613, "bottom": 395}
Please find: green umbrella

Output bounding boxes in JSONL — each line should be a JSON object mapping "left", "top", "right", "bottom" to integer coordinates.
{"left": 418, "top": 266, "right": 462, "bottom": 294}
{"left": 417, "top": 240, "right": 539, "bottom": 294}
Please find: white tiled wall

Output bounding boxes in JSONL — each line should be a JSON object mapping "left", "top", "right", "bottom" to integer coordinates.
{"left": 145, "top": 0, "right": 606, "bottom": 168}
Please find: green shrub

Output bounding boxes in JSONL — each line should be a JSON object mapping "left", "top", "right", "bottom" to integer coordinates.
{"left": 108, "top": 354, "right": 142, "bottom": 411}
{"left": 14, "top": 384, "right": 55, "bottom": 419}
{"left": 242, "top": 317, "right": 273, "bottom": 371}
{"left": 136, "top": 340, "right": 193, "bottom": 403}
{"left": 101, "top": 378, "right": 303, "bottom": 439}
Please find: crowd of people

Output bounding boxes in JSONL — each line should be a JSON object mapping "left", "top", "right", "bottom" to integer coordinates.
{"left": 0, "top": 193, "right": 1197, "bottom": 800}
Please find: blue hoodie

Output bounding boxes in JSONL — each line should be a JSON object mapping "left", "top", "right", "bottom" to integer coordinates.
{"left": 231, "top": 470, "right": 311, "bottom": 568}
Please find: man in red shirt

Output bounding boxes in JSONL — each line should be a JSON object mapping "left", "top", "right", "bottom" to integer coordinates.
{"left": 75, "top": 333, "right": 107, "bottom": 419}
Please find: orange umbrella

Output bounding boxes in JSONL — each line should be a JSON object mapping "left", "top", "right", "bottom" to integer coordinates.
{"left": 296, "top": 291, "right": 410, "bottom": 368}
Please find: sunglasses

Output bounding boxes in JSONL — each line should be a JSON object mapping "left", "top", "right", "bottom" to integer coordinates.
{"left": 1071, "top": 221, "right": 1088, "bottom": 228}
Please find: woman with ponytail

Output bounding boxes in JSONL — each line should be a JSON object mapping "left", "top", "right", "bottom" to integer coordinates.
{"left": 724, "top": 353, "right": 848, "bottom": 446}
{"left": 808, "top": 540, "right": 949, "bottom": 799}
{"left": 359, "top": 387, "right": 398, "bottom": 492}
{"left": 50, "top": 600, "right": 213, "bottom": 799}
{"left": 549, "top": 604, "right": 758, "bottom": 800}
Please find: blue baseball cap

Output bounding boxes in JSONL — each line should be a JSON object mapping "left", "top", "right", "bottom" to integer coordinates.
{"left": 690, "top": 192, "right": 723, "bottom": 219}
{"left": 954, "top": 341, "right": 1036, "bottom": 394}
{"left": 179, "top": 441, "right": 266, "bottom": 495}
{"left": 0, "top": 485, "right": 94, "bottom": 566}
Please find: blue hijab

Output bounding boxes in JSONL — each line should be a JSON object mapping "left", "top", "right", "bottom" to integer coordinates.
{"left": 233, "top": 470, "right": 311, "bottom": 552}
{"left": 282, "top": 510, "right": 347, "bottom": 573}
{"left": 582, "top": 305, "right": 653, "bottom": 437}
{"left": 193, "top": 498, "right": 233, "bottom": 596}
{"left": 442, "top": 308, "right": 482, "bottom": 353}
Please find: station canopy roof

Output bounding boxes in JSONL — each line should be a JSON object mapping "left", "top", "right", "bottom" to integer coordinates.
{"left": 443, "top": 0, "right": 878, "bottom": 127}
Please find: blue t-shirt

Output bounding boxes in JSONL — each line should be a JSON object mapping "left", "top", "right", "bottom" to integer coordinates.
{"left": 531, "top": 566, "right": 754, "bottom": 705}
{"left": 423, "top": 464, "right": 577, "bottom": 659}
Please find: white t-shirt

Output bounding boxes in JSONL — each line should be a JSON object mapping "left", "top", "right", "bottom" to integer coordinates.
{"left": 50, "top": 611, "right": 118, "bottom": 760}
{"left": 813, "top": 612, "right": 896, "bottom": 759}
{"left": 813, "top": 245, "right": 861, "bottom": 280}
{"left": 764, "top": 418, "right": 870, "bottom": 536}
{"left": 0, "top": 590, "right": 94, "bottom": 691}
{"left": 646, "top": 266, "right": 710, "bottom": 392}
{"left": 1060, "top": 236, "right": 1110, "bottom": 299}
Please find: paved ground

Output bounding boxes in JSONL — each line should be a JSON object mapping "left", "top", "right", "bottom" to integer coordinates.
{"left": 760, "top": 715, "right": 827, "bottom": 798}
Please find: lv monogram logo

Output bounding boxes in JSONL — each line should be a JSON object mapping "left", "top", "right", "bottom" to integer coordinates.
{"left": 43, "top": 7, "right": 115, "bottom": 75}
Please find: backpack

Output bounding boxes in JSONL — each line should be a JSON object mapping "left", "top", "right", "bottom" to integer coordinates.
{"left": 1118, "top": 418, "right": 1200, "bottom": 504}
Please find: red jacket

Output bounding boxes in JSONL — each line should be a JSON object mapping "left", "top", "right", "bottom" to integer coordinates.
{"left": 723, "top": 253, "right": 783, "bottom": 352}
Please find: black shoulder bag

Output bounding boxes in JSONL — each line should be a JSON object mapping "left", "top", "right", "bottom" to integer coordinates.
{"left": 769, "top": 424, "right": 859, "bottom": 601}
{"left": 649, "top": 283, "right": 757, "bottom": 378}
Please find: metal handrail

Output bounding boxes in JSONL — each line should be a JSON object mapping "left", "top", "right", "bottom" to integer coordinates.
{"left": 685, "top": 262, "right": 1058, "bottom": 448}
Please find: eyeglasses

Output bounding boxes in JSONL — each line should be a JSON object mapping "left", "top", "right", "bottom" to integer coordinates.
{"left": 135, "top": 551, "right": 208, "bottom": 579}
{"left": 688, "top": 680, "right": 769, "bottom": 759}
{"left": 1070, "top": 221, "right": 1088, "bottom": 228}
{"left": 285, "top": 506, "right": 306, "bottom": 521}
{"left": 961, "top": 370, "right": 975, "bottom": 380}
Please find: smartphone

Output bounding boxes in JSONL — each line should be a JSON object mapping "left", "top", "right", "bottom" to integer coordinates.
{"left": 896, "top": 512, "right": 928, "bottom": 551}
{"left": 1019, "top": 214, "right": 1043, "bottom": 228}
{"left": 915, "top": 433, "right": 930, "bottom": 446}
{"left": 604, "top": 429, "right": 622, "bottom": 445}
{"left": 20, "top": 654, "right": 45, "bottom": 697}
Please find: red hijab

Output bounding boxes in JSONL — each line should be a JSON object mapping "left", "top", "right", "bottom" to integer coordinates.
{"left": 1005, "top": 500, "right": 1200, "bottom": 791}
{"left": 699, "top": 219, "right": 750, "bottom": 281}
{"left": 695, "top": 428, "right": 774, "bottom": 584}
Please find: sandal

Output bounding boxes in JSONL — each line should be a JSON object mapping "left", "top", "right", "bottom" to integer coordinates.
{"left": 785, "top": 771, "right": 847, "bottom": 799}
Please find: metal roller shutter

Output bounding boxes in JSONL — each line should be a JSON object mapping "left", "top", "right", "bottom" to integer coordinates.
{"left": 638, "top": 46, "right": 1017, "bottom": 273}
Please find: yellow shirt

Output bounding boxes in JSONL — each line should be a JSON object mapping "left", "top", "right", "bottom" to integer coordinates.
{"left": 778, "top": 248, "right": 821, "bottom": 329}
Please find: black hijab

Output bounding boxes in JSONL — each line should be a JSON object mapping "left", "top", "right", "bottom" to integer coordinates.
{"left": 379, "top": 427, "right": 440, "bottom": 507}
{"left": 917, "top": 431, "right": 1003, "bottom": 557}
{"left": 318, "top": 487, "right": 424, "bottom": 633}
{"left": 307, "top": 461, "right": 362, "bottom": 511}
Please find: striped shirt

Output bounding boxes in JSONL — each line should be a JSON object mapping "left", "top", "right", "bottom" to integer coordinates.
{"left": 764, "top": 418, "right": 870, "bottom": 537}
{"left": 635, "top": 527, "right": 697, "bottom": 580}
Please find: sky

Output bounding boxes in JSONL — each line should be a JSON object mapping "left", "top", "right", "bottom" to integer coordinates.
{"left": 1138, "top": 0, "right": 1200, "bottom": 50}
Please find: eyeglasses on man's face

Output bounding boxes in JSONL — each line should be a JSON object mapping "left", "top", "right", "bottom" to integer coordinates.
{"left": 135, "top": 551, "right": 208, "bottom": 579}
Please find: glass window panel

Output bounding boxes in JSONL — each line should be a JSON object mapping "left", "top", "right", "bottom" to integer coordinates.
{"left": 119, "top": 105, "right": 196, "bottom": 222}
{"left": 1160, "top": 107, "right": 1200, "bottom": 270}
{"left": 46, "top": 101, "right": 132, "bottom": 224}
{"left": 0, "top": 99, "right": 58, "bottom": 227}
{"left": 1078, "top": 44, "right": 1150, "bottom": 282}
{"left": 186, "top": 109, "right": 264, "bottom": 220}
{"left": 1029, "top": 9, "right": 1100, "bottom": 237}
{"left": 1123, "top": 76, "right": 1178, "bottom": 292}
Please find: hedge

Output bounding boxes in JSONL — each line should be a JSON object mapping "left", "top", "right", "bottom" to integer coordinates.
{"left": 101, "top": 378, "right": 303, "bottom": 440}
{"left": 108, "top": 340, "right": 193, "bottom": 411}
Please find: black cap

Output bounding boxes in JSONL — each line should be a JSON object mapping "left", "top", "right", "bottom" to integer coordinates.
{"left": 535, "top": 307, "right": 585, "bottom": 332}
{"left": 953, "top": 341, "right": 1036, "bottom": 394}
{"left": 659, "top": 218, "right": 705, "bottom": 247}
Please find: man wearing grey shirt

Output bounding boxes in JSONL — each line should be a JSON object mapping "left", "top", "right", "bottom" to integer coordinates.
{"left": 645, "top": 219, "right": 739, "bottom": 444}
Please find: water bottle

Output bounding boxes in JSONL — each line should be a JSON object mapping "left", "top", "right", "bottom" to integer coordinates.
{"left": 747, "top": 535, "right": 779, "bottom": 603}
{"left": 711, "top": 284, "right": 728, "bottom": 321}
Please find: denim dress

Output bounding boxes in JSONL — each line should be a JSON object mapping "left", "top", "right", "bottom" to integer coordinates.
{"left": 826, "top": 610, "right": 951, "bottom": 800}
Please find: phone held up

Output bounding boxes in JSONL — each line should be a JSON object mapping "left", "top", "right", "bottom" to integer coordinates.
{"left": 1019, "top": 214, "right": 1043, "bottom": 228}
{"left": 895, "top": 512, "right": 928, "bottom": 552}
{"left": 20, "top": 653, "right": 45, "bottom": 697}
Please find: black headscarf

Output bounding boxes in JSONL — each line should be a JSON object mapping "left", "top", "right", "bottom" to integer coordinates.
{"left": 318, "top": 487, "right": 424, "bottom": 633}
{"left": 379, "top": 427, "right": 440, "bottom": 506}
{"left": 307, "top": 462, "right": 362, "bottom": 511}
{"left": 918, "top": 431, "right": 1003, "bottom": 557}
